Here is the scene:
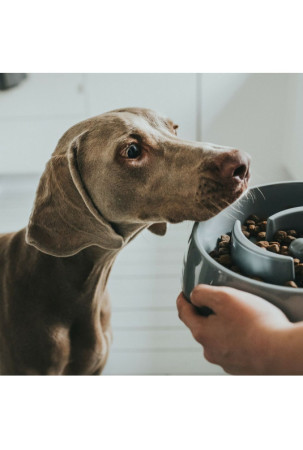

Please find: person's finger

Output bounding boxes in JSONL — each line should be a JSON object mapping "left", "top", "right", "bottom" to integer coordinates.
{"left": 190, "top": 284, "right": 235, "bottom": 312}
{"left": 176, "top": 293, "right": 210, "bottom": 341}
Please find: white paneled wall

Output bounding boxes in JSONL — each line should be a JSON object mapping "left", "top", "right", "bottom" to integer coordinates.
{"left": 0, "top": 74, "right": 225, "bottom": 375}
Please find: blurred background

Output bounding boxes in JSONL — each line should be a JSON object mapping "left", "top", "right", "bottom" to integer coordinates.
{"left": 0, "top": 73, "right": 302, "bottom": 374}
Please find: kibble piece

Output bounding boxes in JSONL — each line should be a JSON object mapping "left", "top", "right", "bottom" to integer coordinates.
{"left": 248, "top": 224, "right": 256, "bottom": 236}
{"left": 285, "top": 235, "right": 297, "bottom": 244}
{"left": 288, "top": 230, "right": 297, "bottom": 237}
{"left": 256, "top": 240, "right": 269, "bottom": 248}
{"left": 209, "top": 250, "right": 219, "bottom": 259}
{"left": 280, "top": 246, "right": 289, "bottom": 255}
{"left": 257, "top": 231, "right": 266, "bottom": 241}
{"left": 248, "top": 214, "right": 260, "bottom": 222}
{"left": 243, "top": 231, "right": 250, "bottom": 238}
{"left": 273, "top": 230, "right": 287, "bottom": 243}
{"left": 258, "top": 221, "right": 267, "bottom": 231}
{"left": 293, "top": 258, "right": 300, "bottom": 265}
{"left": 267, "top": 243, "right": 280, "bottom": 253}
{"left": 241, "top": 225, "right": 248, "bottom": 231}
{"left": 285, "top": 280, "right": 298, "bottom": 288}
{"left": 230, "top": 265, "right": 241, "bottom": 273}
{"left": 219, "top": 240, "right": 230, "bottom": 248}
{"left": 219, "top": 247, "right": 230, "bottom": 255}
{"left": 220, "top": 234, "right": 230, "bottom": 243}
{"left": 218, "top": 254, "right": 233, "bottom": 267}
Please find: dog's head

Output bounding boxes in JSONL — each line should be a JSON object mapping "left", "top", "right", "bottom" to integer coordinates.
{"left": 26, "top": 108, "right": 250, "bottom": 257}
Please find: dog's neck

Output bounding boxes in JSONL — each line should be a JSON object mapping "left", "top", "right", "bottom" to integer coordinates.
{"left": 111, "top": 222, "right": 147, "bottom": 245}
{"left": 74, "top": 222, "right": 147, "bottom": 296}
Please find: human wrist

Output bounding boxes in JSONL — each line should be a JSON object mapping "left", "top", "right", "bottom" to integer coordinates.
{"left": 264, "top": 323, "right": 299, "bottom": 375}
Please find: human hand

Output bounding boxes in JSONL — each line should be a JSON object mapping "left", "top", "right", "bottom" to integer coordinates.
{"left": 177, "top": 285, "right": 293, "bottom": 374}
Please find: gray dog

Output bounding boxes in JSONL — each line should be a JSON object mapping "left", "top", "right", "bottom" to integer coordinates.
{"left": 0, "top": 108, "right": 250, "bottom": 375}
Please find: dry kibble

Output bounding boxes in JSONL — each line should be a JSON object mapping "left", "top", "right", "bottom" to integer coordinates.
{"left": 248, "top": 225, "right": 257, "bottom": 236}
{"left": 220, "top": 234, "right": 230, "bottom": 243}
{"left": 274, "top": 230, "right": 287, "bottom": 242}
{"left": 256, "top": 240, "right": 269, "bottom": 248}
{"left": 288, "top": 230, "right": 297, "bottom": 237}
{"left": 248, "top": 214, "right": 260, "bottom": 222}
{"left": 209, "top": 251, "right": 220, "bottom": 262}
{"left": 219, "top": 240, "right": 230, "bottom": 248}
{"left": 266, "top": 243, "right": 280, "bottom": 253}
{"left": 248, "top": 224, "right": 260, "bottom": 236}
{"left": 218, "top": 254, "right": 232, "bottom": 267}
{"left": 285, "top": 235, "right": 296, "bottom": 244}
{"left": 257, "top": 231, "right": 266, "bottom": 241}
{"left": 210, "top": 214, "right": 303, "bottom": 288}
{"left": 259, "top": 221, "right": 267, "bottom": 231}
{"left": 280, "top": 246, "right": 289, "bottom": 255}
{"left": 218, "top": 247, "right": 230, "bottom": 255}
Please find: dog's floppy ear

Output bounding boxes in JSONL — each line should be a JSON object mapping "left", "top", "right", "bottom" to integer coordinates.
{"left": 148, "top": 223, "right": 167, "bottom": 236}
{"left": 26, "top": 131, "right": 124, "bottom": 257}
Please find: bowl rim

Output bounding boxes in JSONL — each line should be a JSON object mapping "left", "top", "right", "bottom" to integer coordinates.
{"left": 193, "top": 180, "right": 303, "bottom": 293}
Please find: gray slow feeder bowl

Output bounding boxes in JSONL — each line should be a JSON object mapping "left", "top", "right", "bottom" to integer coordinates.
{"left": 182, "top": 181, "right": 303, "bottom": 322}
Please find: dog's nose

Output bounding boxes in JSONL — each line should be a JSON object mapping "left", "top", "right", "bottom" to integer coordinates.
{"left": 214, "top": 150, "right": 250, "bottom": 181}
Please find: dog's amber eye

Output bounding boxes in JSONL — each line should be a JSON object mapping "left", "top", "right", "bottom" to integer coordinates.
{"left": 126, "top": 144, "right": 141, "bottom": 159}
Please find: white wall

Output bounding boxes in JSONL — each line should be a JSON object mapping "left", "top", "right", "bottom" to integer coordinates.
{"left": 0, "top": 74, "right": 197, "bottom": 173}
{"left": 283, "top": 74, "right": 303, "bottom": 179}
{"left": 0, "top": 73, "right": 301, "bottom": 375}
{"left": 1, "top": 73, "right": 300, "bottom": 179}
{"left": 200, "top": 73, "right": 301, "bottom": 185}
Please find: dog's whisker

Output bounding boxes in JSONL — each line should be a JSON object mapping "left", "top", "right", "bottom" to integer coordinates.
{"left": 208, "top": 199, "right": 238, "bottom": 221}
{"left": 228, "top": 203, "right": 244, "bottom": 215}
{"left": 221, "top": 209, "right": 238, "bottom": 221}
{"left": 255, "top": 186, "right": 266, "bottom": 201}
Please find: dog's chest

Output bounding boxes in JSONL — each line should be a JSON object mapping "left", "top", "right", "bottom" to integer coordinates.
{"left": 62, "top": 289, "right": 112, "bottom": 375}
